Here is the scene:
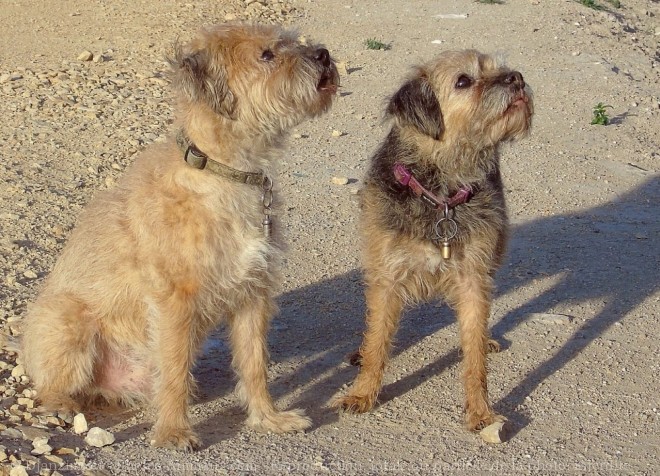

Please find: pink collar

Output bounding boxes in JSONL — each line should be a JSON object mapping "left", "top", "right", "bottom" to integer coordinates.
{"left": 393, "top": 162, "right": 474, "bottom": 210}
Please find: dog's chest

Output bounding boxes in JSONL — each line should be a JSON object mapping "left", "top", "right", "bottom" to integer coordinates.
{"left": 201, "top": 199, "right": 280, "bottom": 294}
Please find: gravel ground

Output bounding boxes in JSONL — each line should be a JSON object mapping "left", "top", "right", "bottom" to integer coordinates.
{"left": 1, "top": 0, "right": 659, "bottom": 475}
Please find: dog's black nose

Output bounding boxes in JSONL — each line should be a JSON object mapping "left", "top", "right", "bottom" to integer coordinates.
{"left": 314, "top": 48, "right": 330, "bottom": 67}
{"left": 503, "top": 71, "right": 525, "bottom": 89}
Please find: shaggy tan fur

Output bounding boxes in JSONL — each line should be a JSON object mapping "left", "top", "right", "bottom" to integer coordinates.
{"left": 20, "top": 24, "right": 338, "bottom": 451}
{"left": 332, "top": 50, "right": 533, "bottom": 432}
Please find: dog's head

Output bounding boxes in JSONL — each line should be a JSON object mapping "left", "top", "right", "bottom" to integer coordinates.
{"left": 387, "top": 50, "right": 533, "bottom": 148}
{"left": 170, "top": 24, "right": 339, "bottom": 134}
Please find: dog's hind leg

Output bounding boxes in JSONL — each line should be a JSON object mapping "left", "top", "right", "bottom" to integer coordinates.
{"left": 22, "top": 294, "right": 98, "bottom": 412}
{"left": 332, "top": 280, "right": 404, "bottom": 413}
{"left": 228, "top": 294, "right": 311, "bottom": 433}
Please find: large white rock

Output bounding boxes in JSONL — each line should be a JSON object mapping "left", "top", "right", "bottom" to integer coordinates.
{"left": 84, "top": 427, "right": 115, "bottom": 447}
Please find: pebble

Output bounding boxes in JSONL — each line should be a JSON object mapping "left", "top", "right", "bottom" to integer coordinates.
{"left": 331, "top": 130, "right": 344, "bottom": 137}
{"left": 17, "top": 397, "right": 34, "bottom": 408}
{"left": 480, "top": 420, "right": 507, "bottom": 444}
{"left": 10, "top": 364, "right": 25, "bottom": 378}
{"left": 335, "top": 61, "right": 349, "bottom": 76}
{"left": 10, "top": 466, "right": 29, "bottom": 476}
{"left": 22, "top": 270, "right": 37, "bottom": 279}
{"left": 1, "top": 428, "right": 23, "bottom": 439}
{"left": 529, "top": 313, "right": 573, "bottom": 325}
{"left": 73, "top": 413, "right": 88, "bottom": 434}
{"left": 31, "top": 442, "right": 53, "bottom": 456}
{"left": 20, "top": 426, "right": 49, "bottom": 441}
{"left": 331, "top": 176, "right": 349, "bottom": 185}
{"left": 32, "top": 436, "right": 49, "bottom": 447}
{"left": 77, "top": 51, "right": 94, "bottom": 61}
{"left": 84, "top": 427, "right": 115, "bottom": 447}
{"left": 44, "top": 454, "right": 65, "bottom": 465}
{"left": 54, "top": 447, "right": 76, "bottom": 455}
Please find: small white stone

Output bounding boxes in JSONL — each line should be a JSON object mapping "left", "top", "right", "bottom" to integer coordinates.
{"left": 331, "top": 176, "right": 349, "bottom": 185}
{"left": 22, "top": 270, "right": 38, "bottom": 279}
{"left": 331, "top": 130, "right": 344, "bottom": 137}
{"left": 84, "top": 427, "right": 115, "bottom": 447}
{"left": 529, "top": 313, "right": 573, "bottom": 325}
{"left": 10, "top": 364, "right": 25, "bottom": 378}
{"left": 77, "top": 50, "right": 93, "bottom": 61}
{"left": 480, "top": 420, "right": 507, "bottom": 444}
{"left": 44, "top": 454, "right": 65, "bottom": 465}
{"left": 31, "top": 443, "right": 53, "bottom": 455}
{"left": 335, "top": 61, "right": 349, "bottom": 76}
{"left": 17, "top": 397, "right": 34, "bottom": 408}
{"left": 10, "top": 466, "right": 29, "bottom": 476}
{"left": 73, "top": 413, "right": 88, "bottom": 434}
{"left": 32, "top": 436, "right": 49, "bottom": 447}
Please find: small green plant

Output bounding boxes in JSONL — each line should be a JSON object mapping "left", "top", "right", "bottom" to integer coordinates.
{"left": 591, "top": 102, "right": 613, "bottom": 125}
{"left": 577, "top": 0, "right": 603, "bottom": 9}
{"left": 577, "top": 0, "right": 621, "bottom": 9}
{"left": 365, "top": 38, "right": 390, "bottom": 51}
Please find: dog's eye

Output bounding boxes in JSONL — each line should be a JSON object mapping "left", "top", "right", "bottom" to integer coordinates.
{"left": 260, "top": 49, "right": 275, "bottom": 62}
{"left": 455, "top": 75, "right": 473, "bottom": 89}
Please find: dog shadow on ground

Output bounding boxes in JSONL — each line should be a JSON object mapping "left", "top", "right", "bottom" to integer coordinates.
{"left": 192, "top": 176, "right": 658, "bottom": 445}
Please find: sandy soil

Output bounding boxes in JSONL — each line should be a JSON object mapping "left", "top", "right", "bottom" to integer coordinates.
{"left": 1, "top": 0, "right": 658, "bottom": 474}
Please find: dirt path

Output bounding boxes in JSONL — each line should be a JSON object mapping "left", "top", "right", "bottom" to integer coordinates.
{"left": 1, "top": 0, "right": 658, "bottom": 474}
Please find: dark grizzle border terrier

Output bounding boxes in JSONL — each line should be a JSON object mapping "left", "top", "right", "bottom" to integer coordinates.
{"left": 20, "top": 24, "right": 339, "bottom": 450}
{"left": 332, "top": 50, "right": 533, "bottom": 434}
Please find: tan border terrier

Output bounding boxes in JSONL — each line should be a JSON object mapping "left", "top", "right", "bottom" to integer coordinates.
{"left": 20, "top": 24, "right": 339, "bottom": 450}
{"left": 332, "top": 50, "right": 533, "bottom": 434}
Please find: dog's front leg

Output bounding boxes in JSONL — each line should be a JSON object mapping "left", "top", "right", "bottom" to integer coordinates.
{"left": 449, "top": 270, "right": 502, "bottom": 430}
{"left": 332, "top": 280, "right": 404, "bottom": 413}
{"left": 228, "top": 294, "right": 311, "bottom": 433}
{"left": 151, "top": 294, "right": 201, "bottom": 451}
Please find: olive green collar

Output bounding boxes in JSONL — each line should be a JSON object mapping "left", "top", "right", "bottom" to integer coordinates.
{"left": 175, "top": 130, "right": 266, "bottom": 186}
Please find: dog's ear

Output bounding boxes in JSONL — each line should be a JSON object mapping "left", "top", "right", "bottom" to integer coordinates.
{"left": 170, "top": 44, "right": 236, "bottom": 119}
{"left": 386, "top": 77, "right": 443, "bottom": 140}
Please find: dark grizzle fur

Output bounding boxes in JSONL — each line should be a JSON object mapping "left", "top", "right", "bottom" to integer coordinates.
{"left": 333, "top": 50, "right": 533, "bottom": 432}
{"left": 386, "top": 77, "right": 444, "bottom": 140}
{"left": 364, "top": 127, "right": 508, "bottom": 259}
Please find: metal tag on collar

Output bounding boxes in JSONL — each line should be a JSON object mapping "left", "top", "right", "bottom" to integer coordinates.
{"left": 434, "top": 203, "right": 458, "bottom": 259}
{"left": 261, "top": 176, "right": 274, "bottom": 239}
{"left": 184, "top": 147, "right": 207, "bottom": 170}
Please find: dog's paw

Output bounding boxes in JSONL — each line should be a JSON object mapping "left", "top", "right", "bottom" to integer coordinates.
{"left": 331, "top": 393, "right": 375, "bottom": 414}
{"left": 465, "top": 410, "right": 504, "bottom": 432}
{"left": 151, "top": 427, "right": 202, "bottom": 452}
{"left": 487, "top": 339, "right": 501, "bottom": 353}
{"left": 38, "top": 391, "right": 83, "bottom": 415}
{"left": 247, "top": 408, "right": 311, "bottom": 434}
{"left": 348, "top": 350, "right": 363, "bottom": 366}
